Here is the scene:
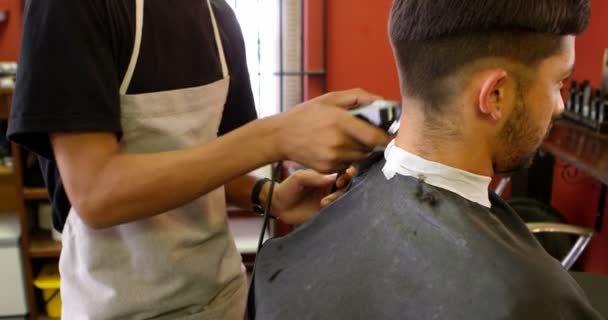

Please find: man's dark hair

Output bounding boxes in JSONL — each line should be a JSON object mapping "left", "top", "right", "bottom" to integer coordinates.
{"left": 389, "top": 0, "right": 591, "bottom": 112}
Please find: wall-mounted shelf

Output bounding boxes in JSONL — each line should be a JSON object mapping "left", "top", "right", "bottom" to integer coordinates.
{"left": 4, "top": 88, "right": 53, "bottom": 319}
{"left": 23, "top": 187, "right": 49, "bottom": 200}
{"left": 0, "top": 88, "right": 11, "bottom": 119}
{"left": 0, "top": 164, "right": 12, "bottom": 177}
{"left": 29, "top": 229, "right": 61, "bottom": 258}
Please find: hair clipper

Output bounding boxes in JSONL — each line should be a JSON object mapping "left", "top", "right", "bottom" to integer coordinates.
{"left": 330, "top": 100, "right": 402, "bottom": 192}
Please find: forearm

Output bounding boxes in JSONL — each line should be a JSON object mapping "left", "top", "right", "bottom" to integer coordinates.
{"left": 225, "top": 174, "right": 260, "bottom": 210}
{"left": 54, "top": 88, "right": 390, "bottom": 229}
{"left": 58, "top": 119, "right": 281, "bottom": 228}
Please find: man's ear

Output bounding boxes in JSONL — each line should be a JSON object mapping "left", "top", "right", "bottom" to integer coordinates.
{"left": 478, "top": 70, "right": 509, "bottom": 121}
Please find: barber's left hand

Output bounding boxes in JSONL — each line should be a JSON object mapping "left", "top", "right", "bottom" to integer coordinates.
{"left": 270, "top": 167, "right": 356, "bottom": 225}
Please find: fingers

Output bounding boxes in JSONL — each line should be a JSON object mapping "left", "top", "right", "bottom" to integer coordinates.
{"left": 335, "top": 174, "right": 349, "bottom": 189}
{"left": 330, "top": 151, "right": 370, "bottom": 172}
{"left": 320, "top": 185, "right": 348, "bottom": 208}
{"left": 321, "top": 165, "right": 357, "bottom": 207}
{"left": 321, "top": 88, "right": 383, "bottom": 109}
{"left": 278, "top": 88, "right": 388, "bottom": 173}
{"left": 346, "top": 166, "right": 357, "bottom": 176}
{"left": 339, "top": 116, "right": 391, "bottom": 149}
{"left": 320, "top": 193, "right": 339, "bottom": 208}
{"left": 336, "top": 166, "right": 357, "bottom": 188}
{"left": 294, "top": 170, "right": 337, "bottom": 188}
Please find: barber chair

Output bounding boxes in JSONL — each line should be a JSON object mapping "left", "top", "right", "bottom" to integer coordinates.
{"left": 526, "top": 222, "right": 593, "bottom": 270}
{"left": 495, "top": 177, "right": 593, "bottom": 270}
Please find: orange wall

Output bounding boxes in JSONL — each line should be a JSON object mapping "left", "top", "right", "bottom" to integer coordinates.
{"left": 571, "top": 0, "right": 608, "bottom": 88}
{"left": 324, "top": 0, "right": 608, "bottom": 274}
{"left": 326, "top": 0, "right": 400, "bottom": 100}
{"left": 0, "top": 0, "right": 22, "bottom": 61}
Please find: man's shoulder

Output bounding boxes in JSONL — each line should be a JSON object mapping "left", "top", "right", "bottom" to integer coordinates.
{"left": 256, "top": 165, "right": 534, "bottom": 278}
{"left": 256, "top": 163, "right": 488, "bottom": 269}
{"left": 252, "top": 165, "right": 599, "bottom": 319}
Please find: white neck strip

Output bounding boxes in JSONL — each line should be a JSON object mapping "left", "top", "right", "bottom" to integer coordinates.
{"left": 382, "top": 140, "right": 492, "bottom": 208}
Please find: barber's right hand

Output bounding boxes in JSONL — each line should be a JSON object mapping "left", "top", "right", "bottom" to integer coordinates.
{"left": 270, "top": 88, "right": 391, "bottom": 173}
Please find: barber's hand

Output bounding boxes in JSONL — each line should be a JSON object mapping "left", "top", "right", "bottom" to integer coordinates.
{"left": 271, "top": 88, "right": 390, "bottom": 173}
{"left": 320, "top": 166, "right": 356, "bottom": 208}
{"left": 270, "top": 167, "right": 356, "bottom": 225}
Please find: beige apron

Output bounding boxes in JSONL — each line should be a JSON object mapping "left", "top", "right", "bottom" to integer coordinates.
{"left": 59, "top": 0, "right": 247, "bottom": 318}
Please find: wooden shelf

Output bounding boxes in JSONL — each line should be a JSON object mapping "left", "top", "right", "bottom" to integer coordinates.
{"left": 0, "top": 87, "right": 11, "bottom": 120}
{"left": 541, "top": 120, "right": 608, "bottom": 185}
{"left": 0, "top": 87, "right": 13, "bottom": 94}
{"left": 29, "top": 229, "right": 61, "bottom": 258}
{"left": 0, "top": 163, "right": 13, "bottom": 176}
{"left": 23, "top": 187, "right": 49, "bottom": 200}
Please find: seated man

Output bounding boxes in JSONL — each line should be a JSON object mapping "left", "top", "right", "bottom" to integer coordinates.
{"left": 250, "top": 0, "right": 603, "bottom": 319}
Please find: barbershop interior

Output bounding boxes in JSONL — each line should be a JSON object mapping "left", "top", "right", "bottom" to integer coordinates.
{"left": 1, "top": 0, "right": 608, "bottom": 319}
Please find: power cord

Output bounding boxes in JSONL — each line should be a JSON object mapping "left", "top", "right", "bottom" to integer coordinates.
{"left": 247, "top": 161, "right": 283, "bottom": 319}
{"left": 255, "top": 161, "right": 284, "bottom": 255}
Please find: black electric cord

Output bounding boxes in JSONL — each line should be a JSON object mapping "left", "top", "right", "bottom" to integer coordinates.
{"left": 255, "top": 161, "right": 284, "bottom": 255}
{"left": 247, "top": 162, "right": 283, "bottom": 319}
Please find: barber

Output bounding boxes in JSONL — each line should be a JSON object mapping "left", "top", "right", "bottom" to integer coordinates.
{"left": 7, "top": 0, "right": 388, "bottom": 319}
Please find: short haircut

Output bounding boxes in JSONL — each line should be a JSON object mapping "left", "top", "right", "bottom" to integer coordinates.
{"left": 389, "top": 0, "right": 591, "bottom": 111}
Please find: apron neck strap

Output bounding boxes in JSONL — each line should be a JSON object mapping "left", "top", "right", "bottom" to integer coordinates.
{"left": 119, "top": 0, "right": 229, "bottom": 95}
{"left": 120, "top": 0, "right": 144, "bottom": 95}
{"left": 207, "top": 0, "right": 229, "bottom": 78}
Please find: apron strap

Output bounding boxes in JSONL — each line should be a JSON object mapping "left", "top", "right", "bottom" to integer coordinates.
{"left": 119, "top": 0, "right": 227, "bottom": 95}
{"left": 119, "top": 0, "right": 144, "bottom": 95}
{"left": 207, "top": 0, "right": 229, "bottom": 78}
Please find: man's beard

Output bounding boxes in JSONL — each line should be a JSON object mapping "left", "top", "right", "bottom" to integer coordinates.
{"left": 493, "top": 98, "right": 548, "bottom": 175}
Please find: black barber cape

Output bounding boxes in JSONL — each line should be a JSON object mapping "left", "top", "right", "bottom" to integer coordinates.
{"left": 251, "top": 159, "right": 603, "bottom": 319}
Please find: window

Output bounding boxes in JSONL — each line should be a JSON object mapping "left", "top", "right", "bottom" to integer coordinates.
{"left": 226, "top": 0, "right": 303, "bottom": 117}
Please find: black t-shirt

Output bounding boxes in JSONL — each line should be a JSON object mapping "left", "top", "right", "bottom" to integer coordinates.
{"left": 7, "top": 0, "right": 257, "bottom": 231}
